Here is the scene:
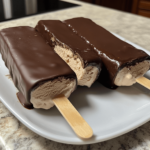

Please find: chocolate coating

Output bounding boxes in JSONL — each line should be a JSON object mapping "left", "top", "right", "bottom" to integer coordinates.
{"left": 17, "top": 92, "right": 33, "bottom": 109}
{"left": 0, "top": 26, "right": 76, "bottom": 108}
{"left": 35, "top": 20, "right": 101, "bottom": 69}
{"left": 65, "top": 17, "right": 150, "bottom": 89}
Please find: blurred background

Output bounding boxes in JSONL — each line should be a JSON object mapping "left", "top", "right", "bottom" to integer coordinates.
{"left": 0, "top": 0, "right": 79, "bottom": 22}
{"left": 0, "top": 0, "right": 149, "bottom": 22}
{"left": 81, "top": 0, "right": 150, "bottom": 18}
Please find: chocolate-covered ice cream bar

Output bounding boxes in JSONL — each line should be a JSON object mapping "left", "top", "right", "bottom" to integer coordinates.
{"left": 65, "top": 17, "right": 150, "bottom": 89}
{"left": 0, "top": 26, "right": 77, "bottom": 109}
{"left": 35, "top": 20, "right": 101, "bottom": 87}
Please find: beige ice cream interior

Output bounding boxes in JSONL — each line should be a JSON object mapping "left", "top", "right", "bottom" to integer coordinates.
{"left": 114, "top": 60, "right": 150, "bottom": 86}
{"left": 31, "top": 77, "right": 76, "bottom": 109}
{"left": 54, "top": 44, "right": 99, "bottom": 87}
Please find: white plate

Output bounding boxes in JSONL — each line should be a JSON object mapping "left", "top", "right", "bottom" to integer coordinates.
{"left": 0, "top": 34, "right": 150, "bottom": 145}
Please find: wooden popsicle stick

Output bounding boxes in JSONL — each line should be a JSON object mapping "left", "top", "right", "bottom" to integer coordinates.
{"left": 52, "top": 94, "right": 93, "bottom": 139}
{"left": 136, "top": 76, "right": 150, "bottom": 90}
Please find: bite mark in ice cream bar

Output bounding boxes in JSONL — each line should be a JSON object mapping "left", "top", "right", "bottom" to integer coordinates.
{"left": 35, "top": 20, "right": 102, "bottom": 87}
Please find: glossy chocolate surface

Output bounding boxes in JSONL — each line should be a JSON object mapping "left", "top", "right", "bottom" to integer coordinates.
{"left": 65, "top": 17, "right": 150, "bottom": 88}
{"left": 0, "top": 26, "right": 76, "bottom": 108}
{"left": 35, "top": 20, "right": 101, "bottom": 68}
